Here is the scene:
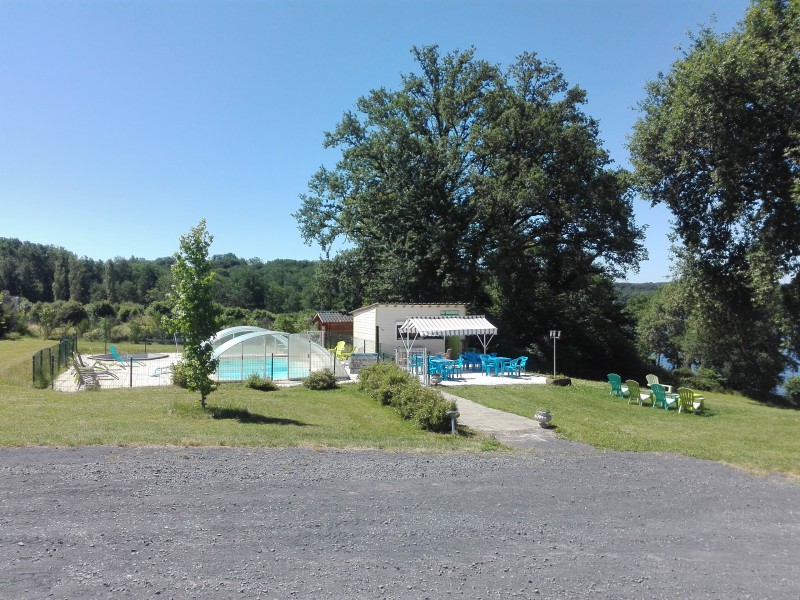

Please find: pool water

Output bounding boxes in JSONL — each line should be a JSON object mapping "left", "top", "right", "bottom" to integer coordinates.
{"left": 215, "top": 355, "right": 299, "bottom": 381}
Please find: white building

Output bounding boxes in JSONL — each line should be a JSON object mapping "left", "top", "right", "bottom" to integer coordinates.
{"left": 351, "top": 303, "right": 466, "bottom": 356}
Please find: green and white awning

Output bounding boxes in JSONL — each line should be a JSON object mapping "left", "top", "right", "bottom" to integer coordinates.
{"left": 398, "top": 315, "right": 497, "bottom": 353}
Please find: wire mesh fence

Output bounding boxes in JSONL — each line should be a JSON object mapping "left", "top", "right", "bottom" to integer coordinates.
{"left": 54, "top": 352, "right": 180, "bottom": 392}
{"left": 49, "top": 334, "right": 403, "bottom": 392}
{"left": 32, "top": 336, "right": 77, "bottom": 389}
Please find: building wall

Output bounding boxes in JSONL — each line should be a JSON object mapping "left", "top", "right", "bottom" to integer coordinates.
{"left": 352, "top": 306, "right": 377, "bottom": 353}
{"left": 351, "top": 303, "right": 466, "bottom": 355}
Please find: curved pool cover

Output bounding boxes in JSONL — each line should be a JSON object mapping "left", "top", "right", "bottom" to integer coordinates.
{"left": 210, "top": 327, "right": 347, "bottom": 382}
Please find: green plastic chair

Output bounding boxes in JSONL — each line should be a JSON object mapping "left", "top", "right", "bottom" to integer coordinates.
{"left": 646, "top": 374, "right": 673, "bottom": 393}
{"left": 677, "top": 387, "right": 705, "bottom": 414}
{"left": 650, "top": 383, "right": 678, "bottom": 411}
{"left": 607, "top": 373, "right": 628, "bottom": 397}
{"left": 625, "top": 380, "right": 645, "bottom": 405}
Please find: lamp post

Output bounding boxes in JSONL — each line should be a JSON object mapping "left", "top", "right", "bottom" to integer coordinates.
{"left": 549, "top": 330, "right": 561, "bottom": 377}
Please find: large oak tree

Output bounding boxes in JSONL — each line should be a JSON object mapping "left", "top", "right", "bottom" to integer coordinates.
{"left": 296, "top": 46, "right": 645, "bottom": 375}
{"left": 630, "top": 0, "right": 800, "bottom": 393}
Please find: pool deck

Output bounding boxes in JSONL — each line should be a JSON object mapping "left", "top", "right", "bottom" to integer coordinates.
{"left": 54, "top": 353, "right": 182, "bottom": 392}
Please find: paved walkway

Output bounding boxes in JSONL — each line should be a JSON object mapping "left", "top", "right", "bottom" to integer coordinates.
{"left": 440, "top": 390, "right": 557, "bottom": 448}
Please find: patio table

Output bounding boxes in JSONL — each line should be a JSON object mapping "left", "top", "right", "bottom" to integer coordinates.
{"left": 429, "top": 358, "right": 457, "bottom": 380}
{"left": 490, "top": 357, "right": 513, "bottom": 376}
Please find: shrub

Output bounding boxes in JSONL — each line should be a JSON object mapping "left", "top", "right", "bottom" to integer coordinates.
{"left": 245, "top": 373, "right": 278, "bottom": 392}
{"left": 672, "top": 367, "right": 725, "bottom": 392}
{"left": 110, "top": 323, "right": 131, "bottom": 342}
{"left": 302, "top": 368, "right": 339, "bottom": 390}
{"left": 358, "top": 362, "right": 412, "bottom": 405}
{"left": 56, "top": 301, "right": 87, "bottom": 326}
{"left": 784, "top": 376, "right": 800, "bottom": 405}
{"left": 171, "top": 360, "right": 190, "bottom": 389}
{"left": 357, "top": 361, "right": 456, "bottom": 432}
{"left": 87, "top": 300, "right": 116, "bottom": 320}
{"left": 409, "top": 388, "right": 457, "bottom": 432}
{"left": 116, "top": 302, "right": 144, "bottom": 322}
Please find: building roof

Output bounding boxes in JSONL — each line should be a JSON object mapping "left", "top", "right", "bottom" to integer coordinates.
{"left": 313, "top": 311, "right": 353, "bottom": 324}
{"left": 350, "top": 302, "right": 466, "bottom": 317}
{"left": 398, "top": 315, "right": 497, "bottom": 337}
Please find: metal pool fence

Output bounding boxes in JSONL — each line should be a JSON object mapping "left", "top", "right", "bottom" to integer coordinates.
{"left": 32, "top": 336, "right": 77, "bottom": 389}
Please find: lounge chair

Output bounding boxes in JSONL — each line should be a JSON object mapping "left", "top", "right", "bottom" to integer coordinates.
{"left": 332, "top": 341, "right": 352, "bottom": 362}
{"left": 650, "top": 383, "right": 678, "bottom": 411}
{"left": 71, "top": 356, "right": 118, "bottom": 389}
{"left": 625, "top": 379, "right": 647, "bottom": 405}
{"left": 646, "top": 374, "right": 673, "bottom": 394}
{"left": 76, "top": 353, "right": 118, "bottom": 378}
{"left": 110, "top": 345, "right": 144, "bottom": 368}
{"left": 152, "top": 365, "right": 173, "bottom": 377}
{"left": 607, "top": 373, "right": 628, "bottom": 397}
{"left": 677, "top": 387, "right": 705, "bottom": 414}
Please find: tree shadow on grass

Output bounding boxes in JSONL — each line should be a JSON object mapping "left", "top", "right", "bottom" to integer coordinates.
{"left": 209, "top": 407, "right": 308, "bottom": 426}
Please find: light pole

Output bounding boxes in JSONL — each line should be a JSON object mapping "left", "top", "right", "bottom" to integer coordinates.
{"left": 549, "top": 330, "right": 561, "bottom": 377}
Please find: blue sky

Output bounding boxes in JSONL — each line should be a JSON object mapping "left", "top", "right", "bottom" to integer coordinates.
{"left": 0, "top": 0, "right": 750, "bottom": 282}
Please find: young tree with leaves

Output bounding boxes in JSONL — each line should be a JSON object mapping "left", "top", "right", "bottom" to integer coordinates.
{"left": 169, "top": 219, "right": 219, "bottom": 407}
{"left": 630, "top": 0, "right": 800, "bottom": 394}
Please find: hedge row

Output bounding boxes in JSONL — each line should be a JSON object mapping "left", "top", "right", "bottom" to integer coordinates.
{"left": 357, "top": 362, "right": 456, "bottom": 432}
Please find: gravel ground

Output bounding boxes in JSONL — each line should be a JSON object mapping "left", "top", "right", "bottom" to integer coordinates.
{"left": 1, "top": 444, "right": 798, "bottom": 599}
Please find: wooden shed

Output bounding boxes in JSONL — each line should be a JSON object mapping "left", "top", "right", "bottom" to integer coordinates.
{"left": 311, "top": 311, "right": 353, "bottom": 347}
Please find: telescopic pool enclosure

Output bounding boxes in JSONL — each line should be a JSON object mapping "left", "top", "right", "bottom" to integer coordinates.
{"left": 210, "top": 326, "right": 349, "bottom": 382}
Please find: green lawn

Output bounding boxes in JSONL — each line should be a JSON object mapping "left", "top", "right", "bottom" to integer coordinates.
{"left": 0, "top": 337, "right": 58, "bottom": 387}
{"left": 453, "top": 379, "right": 800, "bottom": 477}
{"left": 2, "top": 338, "right": 799, "bottom": 478}
{"left": 0, "top": 382, "right": 499, "bottom": 450}
{"left": 0, "top": 338, "right": 495, "bottom": 452}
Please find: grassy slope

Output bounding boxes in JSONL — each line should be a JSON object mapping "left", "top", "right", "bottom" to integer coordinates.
{"left": 2, "top": 339, "right": 799, "bottom": 477}
{"left": 453, "top": 379, "right": 800, "bottom": 477}
{"left": 0, "top": 383, "right": 496, "bottom": 450}
{"left": 0, "top": 339, "right": 494, "bottom": 452}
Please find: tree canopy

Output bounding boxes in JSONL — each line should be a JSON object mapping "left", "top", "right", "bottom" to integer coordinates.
{"left": 296, "top": 45, "right": 645, "bottom": 376}
{"left": 629, "top": 0, "right": 800, "bottom": 393}
{"left": 0, "top": 237, "right": 318, "bottom": 314}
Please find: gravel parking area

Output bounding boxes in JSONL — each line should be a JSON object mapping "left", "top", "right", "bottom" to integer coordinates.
{"left": 1, "top": 444, "right": 798, "bottom": 599}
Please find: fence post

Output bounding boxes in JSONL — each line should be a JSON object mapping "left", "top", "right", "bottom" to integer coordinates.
{"left": 130, "top": 358, "right": 133, "bottom": 387}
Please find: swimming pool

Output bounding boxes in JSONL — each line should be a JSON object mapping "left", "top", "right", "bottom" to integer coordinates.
{"left": 210, "top": 328, "right": 347, "bottom": 382}
{"left": 215, "top": 355, "right": 290, "bottom": 381}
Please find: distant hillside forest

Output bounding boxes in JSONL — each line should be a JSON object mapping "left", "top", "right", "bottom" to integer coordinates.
{"left": 0, "top": 238, "right": 318, "bottom": 313}
{"left": 0, "top": 238, "right": 663, "bottom": 314}
{"left": 0, "top": 237, "right": 663, "bottom": 313}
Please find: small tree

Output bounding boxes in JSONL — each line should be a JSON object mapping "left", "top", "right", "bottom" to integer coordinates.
{"left": 169, "top": 219, "right": 219, "bottom": 407}
{"left": 37, "top": 304, "right": 57, "bottom": 340}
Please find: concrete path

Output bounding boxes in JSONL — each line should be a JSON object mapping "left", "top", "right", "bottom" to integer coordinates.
{"left": 441, "top": 391, "right": 556, "bottom": 448}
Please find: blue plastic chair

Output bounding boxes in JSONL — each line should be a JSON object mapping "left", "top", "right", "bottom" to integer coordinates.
{"left": 509, "top": 356, "right": 528, "bottom": 376}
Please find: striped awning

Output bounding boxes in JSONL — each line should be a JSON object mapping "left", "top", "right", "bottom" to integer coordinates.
{"left": 398, "top": 315, "right": 497, "bottom": 337}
